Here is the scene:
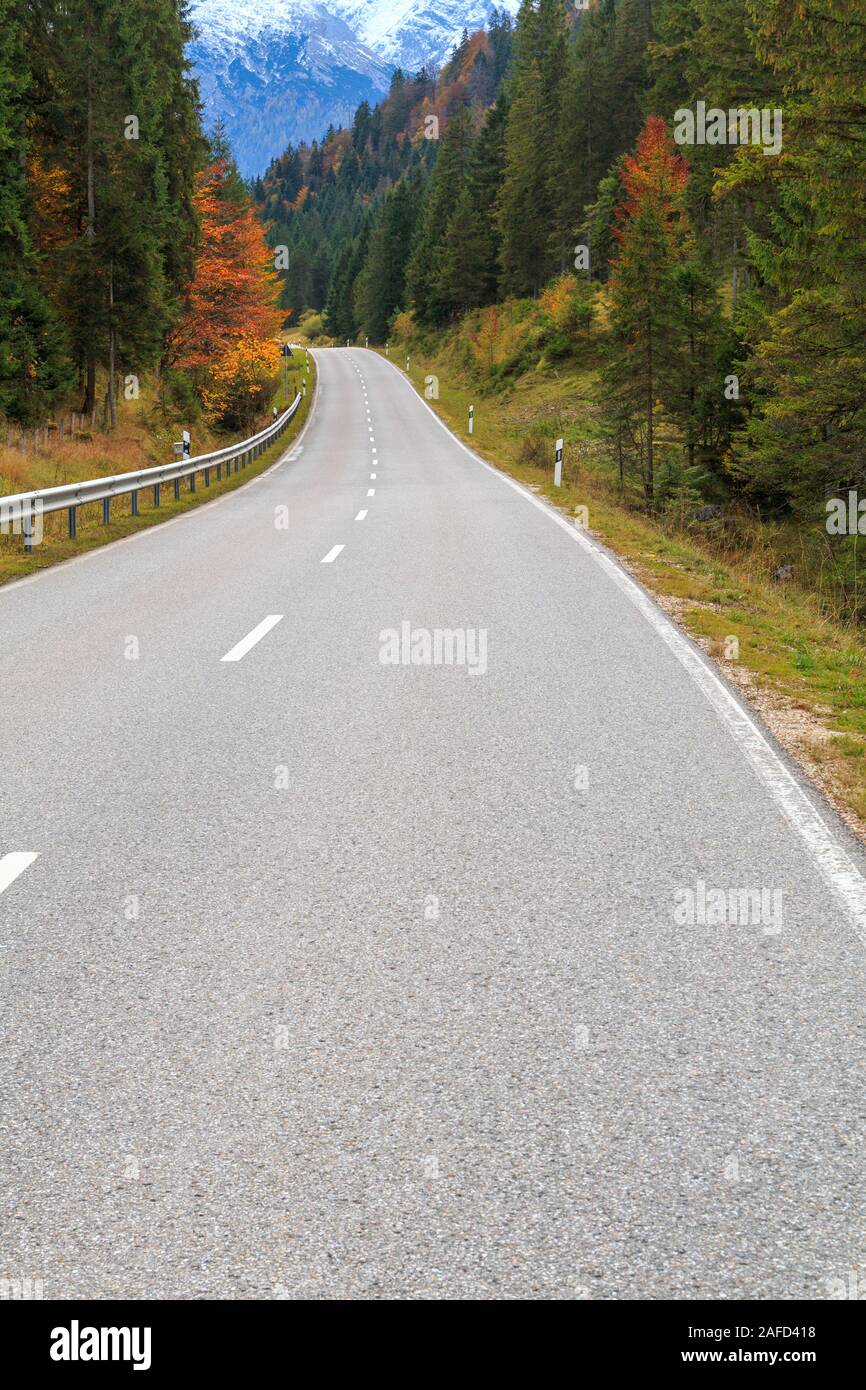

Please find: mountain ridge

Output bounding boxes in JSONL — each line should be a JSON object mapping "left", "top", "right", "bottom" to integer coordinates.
{"left": 188, "top": 0, "right": 520, "bottom": 173}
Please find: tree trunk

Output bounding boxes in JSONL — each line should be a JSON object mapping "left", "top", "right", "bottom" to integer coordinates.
{"left": 688, "top": 297, "right": 696, "bottom": 472}
{"left": 81, "top": 64, "right": 97, "bottom": 416}
{"left": 107, "top": 262, "right": 117, "bottom": 430}
{"left": 82, "top": 358, "right": 96, "bottom": 419}
{"left": 645, "top": 330, "right": 654, "bottom": 505}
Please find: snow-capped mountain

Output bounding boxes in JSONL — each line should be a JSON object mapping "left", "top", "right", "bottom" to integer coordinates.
{"left": 339, "top": 0, "right": 519, "bottom": 71}
{"left": 188, "top": 1, "right": 520, "bottom": 175}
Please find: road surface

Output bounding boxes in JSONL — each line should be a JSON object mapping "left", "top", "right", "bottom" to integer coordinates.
{"left": 1, "top": 348, "right": 864, "bottom": 1300}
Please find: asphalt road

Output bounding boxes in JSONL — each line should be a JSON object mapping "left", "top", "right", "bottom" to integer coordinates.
{"left": 1, "top": 347, "right": 864, "bottom": 1300}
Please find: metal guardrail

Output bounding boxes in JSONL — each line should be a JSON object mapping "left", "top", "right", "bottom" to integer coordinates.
{"left": 0, "top": 392, "right": 303, "bottom": 551}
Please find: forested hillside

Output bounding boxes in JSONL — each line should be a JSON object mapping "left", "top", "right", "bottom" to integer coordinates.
{"left": 259, "top": 0, "right": 866, "bottom": 614}
{"left": 0, "top": 0, "right": 281, "bottom": 439}
{"left": 254, "top": 14, "right": 516, "bottom": 331}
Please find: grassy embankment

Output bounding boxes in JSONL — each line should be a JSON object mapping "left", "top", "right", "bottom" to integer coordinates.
{"left": 0, "top": 348, "right": 314, "bottom": 587}
{"left": 378, "top": 309, "right": 866, "bottom": 837}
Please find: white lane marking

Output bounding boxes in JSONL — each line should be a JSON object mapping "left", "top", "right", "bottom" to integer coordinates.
{"left": 367, "top": 489, "right": 375, "bottom": 497}
{"left": 0, "top": 852, "right": 39, "bottom": 897}
{"left": 220, "top": 614, "right": 283, "bottom": 662}
{"left": 321, "top": 544, "right": 344, "bottom": 564}
{"left": 355, "top": 510, "right": 368, "bottom": 521}
{"left": 382, "top": 354, "right": 866, "bottom": 948}
{"left": 370, "top": 473, "right": 377, "bottom": 479}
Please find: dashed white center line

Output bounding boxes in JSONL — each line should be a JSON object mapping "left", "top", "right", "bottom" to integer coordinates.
{"left": 367, "top": 489, "right": 375, "bottom": 497}
{"left": 221, "top": 614, "right": 283, "bottom": 662}
{"left": 0, "top": 852, "right": 39, "bottom": 897}
{"left": 355, "top": 510, "right": 368, "bottom": 521}
{"left": 321, "top": 544, "right": 344, "bottom": 563}
{"left": 370, "top": 472, "right": 377, "bottom": 479}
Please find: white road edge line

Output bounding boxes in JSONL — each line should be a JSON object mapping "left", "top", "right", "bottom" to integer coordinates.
{"left": 367, "top": 489, "right": 375, "bottom": 497}
{"left": 0, "top": 852, "right": 39, "bottom": 897}
{"left": 220, "top": 614, "right": 283, "bottom": 662}
{"left": 321, "top": 544, "right": 344, "bottom": 564}
{"left": 372, "top": 349, "right": 866, "bottom": 948}
{"left": 355, "top": 510, "right": 368, "bottom": 521}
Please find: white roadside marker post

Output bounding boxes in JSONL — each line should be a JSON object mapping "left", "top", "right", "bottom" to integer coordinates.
{"left": 554, "top": 436, "right": 563, "bottom": 487}
{"left": 469, "top": 404, "right": 474, "bottom": 435}
{"left": 281, "top": 341, "right": 291, "bottom": 402}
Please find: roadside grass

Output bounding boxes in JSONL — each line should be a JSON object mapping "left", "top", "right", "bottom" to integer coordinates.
{"left": 381, "top": 342, "right": 866, "bottom": 833}
{"left": 0, "top": 349, "right": 314, "bottom": 588}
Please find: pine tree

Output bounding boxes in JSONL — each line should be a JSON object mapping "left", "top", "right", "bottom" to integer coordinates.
{"left": 0, "top": 0, "right": 71, "bottom": 422}
{"left": 23, "top": 0, "right": 201, "bottom": 424}
{"left": 665, "top": 255, "right": 740, "bottom": 475}
{"left": 496, "top": 0, "right": 568, "bottom": 296}
{"left": 405, "top": 106, "right": 475, "bottom": 326}
{"left": 601, "top": 116, "right": 692, "bottom": 502}
{"left": 728, "top": 0, "right": 866, "bottom": 514}
{"left": 435, "top": 189, "right": 492, "bottom": 318}
{"left": 557, "top": 0, "right": 618, "bottom": 262}
{"left": 357, "top": 175, "right": 423, "bottom": 341}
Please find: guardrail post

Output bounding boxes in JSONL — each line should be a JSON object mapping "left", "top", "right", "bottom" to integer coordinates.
{"left": 23, "top": 507, "right": 33, "bottom": 554}
{"left": 173, "top": 477, "right": 180, "bottom": 500}
{"left": 153, "top": 484, "right": 160, "bottom": 507}
{"left": 68, "top": 505, "right": 77, "bottom": 538}
{"left": 204, "top": 467, "right": 210, "bottom": 487}
{"left": 216, "top": 462, "right": 221, "bottom": 482}
{"left": 131, "top": 490, "right": 139, "bottom": 516}
{"left": 102, "top": 498, "right": 110, "bottom": 524}
{"left": 189, "top": 471, "right": 196, "bottom": 493}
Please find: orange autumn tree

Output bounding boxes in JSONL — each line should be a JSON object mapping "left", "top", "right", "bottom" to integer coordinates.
{"left": 169, "top": 156, "right": 283, "bottom": 427}
{"left": 200, "top": 333, "right": 281, "bottom": 432}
